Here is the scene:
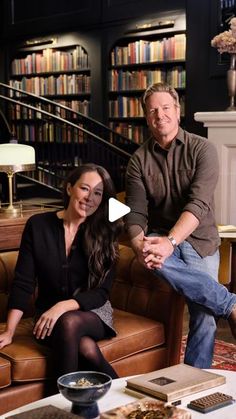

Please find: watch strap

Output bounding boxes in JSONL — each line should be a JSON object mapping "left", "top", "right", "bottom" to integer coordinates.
{"left": 167, "top": 235, "right": 177, "bottom": 249}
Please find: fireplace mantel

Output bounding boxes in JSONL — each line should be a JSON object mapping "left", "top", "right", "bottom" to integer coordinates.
{"left": 194, "top": 111, "right": 236, "bottom": 225}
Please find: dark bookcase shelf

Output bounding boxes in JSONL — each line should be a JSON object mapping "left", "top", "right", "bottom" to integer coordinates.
{"left": 7, "top": 39, "right": 91, "bottom": 191}
{"left": 11, "top": 68, "right": 90, "bottom": 78}
{"left": 108, "top": 29, "right": 186, "bottom": 144}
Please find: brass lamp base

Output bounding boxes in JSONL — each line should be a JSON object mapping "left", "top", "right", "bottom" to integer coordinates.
{"left": 0, "top": 205, "right": 22, "bottom": 216}
{"left": 0, "top": 161, "right": 35, "bottom": 218}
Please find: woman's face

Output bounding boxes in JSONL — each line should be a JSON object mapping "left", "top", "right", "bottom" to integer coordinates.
{"left": 67, "top": 171, "right": 104, "bottom": 219}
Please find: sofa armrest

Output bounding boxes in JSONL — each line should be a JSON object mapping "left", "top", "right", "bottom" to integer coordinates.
{"left": 111, "top": 245, "right": 185, "bottom": 365}
{"left": 0, "top": 251, "right": 36, "bottom": 321}
{"left": 0, "top": 252, "right": 19, "bottom": 322}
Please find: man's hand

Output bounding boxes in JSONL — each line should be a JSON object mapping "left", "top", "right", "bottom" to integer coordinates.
{"left": 142, "top": 236, "right": 174, "bottom": 269}
{"left": 129, "top": 230, "right": 148, "bottom": 267}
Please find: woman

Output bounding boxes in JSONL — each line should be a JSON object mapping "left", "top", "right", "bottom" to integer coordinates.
{"left": 0, "top": 163, "right": 121, "bottom": 379}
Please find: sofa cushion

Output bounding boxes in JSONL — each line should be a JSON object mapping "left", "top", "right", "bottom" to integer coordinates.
{"left": 0, "top": 356, "right": 11, "bottom": 389}
{"left": 0, "top": 309, "right": 165, "bottom": 383}
{"left": 98, "top": 309, "right": 165, "bottom": 363}
{"left": 0, "top": 318, "right": 34, "bottom": 337}
{"left": 0, "top": 336, "right": 53, "bottom": 382}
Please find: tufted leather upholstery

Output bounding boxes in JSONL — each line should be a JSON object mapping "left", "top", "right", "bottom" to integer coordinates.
{"left": 0, "top": 245, "right": 185, "bottom": 414}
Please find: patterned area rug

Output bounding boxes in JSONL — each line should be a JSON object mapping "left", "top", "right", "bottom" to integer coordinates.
{"left": 181, "top": 336, "right": 236, "bottom": 371}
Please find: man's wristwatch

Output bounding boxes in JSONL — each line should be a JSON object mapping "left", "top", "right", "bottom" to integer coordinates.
{"left": 167, "top": 235, "right": 177, "bottom": 249}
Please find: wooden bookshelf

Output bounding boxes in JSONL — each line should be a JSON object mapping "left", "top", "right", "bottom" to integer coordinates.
{"left": 108, "top": 31, "right": 186, "bottom": 144}
{"left": 7, "top": 40, "right": 91, "bottom": 191}
{"left": 9, "top": 43, "right": 91, "bottom": 117}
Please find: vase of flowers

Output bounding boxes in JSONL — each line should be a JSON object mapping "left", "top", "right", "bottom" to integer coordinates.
{"left": 211, "top": 17, "right": 236, "bottom": 111}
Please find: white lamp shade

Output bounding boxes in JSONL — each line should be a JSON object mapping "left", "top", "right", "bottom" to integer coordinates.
{"left": 0, "top": 143, "right": 35, "bottom": 166}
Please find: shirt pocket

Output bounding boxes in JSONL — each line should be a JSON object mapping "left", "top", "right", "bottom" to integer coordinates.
{"left": 177, "top": 169, "right": 195, "bottom": 191}
{"left": 145, "top": 173, "right": 166, "bottom": 202}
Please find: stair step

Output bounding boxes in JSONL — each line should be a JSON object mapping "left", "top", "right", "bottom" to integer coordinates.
{"left": 16, "top": 175, "right": 62, "bottom": 207}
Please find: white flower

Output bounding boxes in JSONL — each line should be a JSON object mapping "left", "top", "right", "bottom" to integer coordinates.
{"left": 211, "top": 17, "right": 236, "bottom": 54}
{"left": 230, "top": 17, "right": 236, "bottom": 37}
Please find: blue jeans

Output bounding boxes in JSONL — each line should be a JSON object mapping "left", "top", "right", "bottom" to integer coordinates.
{"left": 152, "top": 239, "right": 236, "bottom": 368}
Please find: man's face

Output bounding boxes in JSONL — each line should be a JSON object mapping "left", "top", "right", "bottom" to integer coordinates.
{"left": 145, "top": 92, "right": 180, "bottom": 141}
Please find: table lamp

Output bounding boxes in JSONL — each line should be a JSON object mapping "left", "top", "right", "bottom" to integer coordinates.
{"left": 0, "top": 143, "right": 36, "bottom": 214}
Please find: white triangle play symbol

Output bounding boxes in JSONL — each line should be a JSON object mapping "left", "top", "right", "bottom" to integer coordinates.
{"left": 108, "top": 198, "right": 131, "bottom": 222}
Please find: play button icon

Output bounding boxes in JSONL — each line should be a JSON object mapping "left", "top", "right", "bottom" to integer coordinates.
{"left": 108, "top": 198, "right": 131, "bottom": 222}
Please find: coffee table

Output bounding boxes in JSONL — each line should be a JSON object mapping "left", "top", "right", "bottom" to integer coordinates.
{"left": 2, "top": 369, "right": 236, "bottom": 418}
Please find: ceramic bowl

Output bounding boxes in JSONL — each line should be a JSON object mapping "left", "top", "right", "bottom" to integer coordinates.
{"left": 57, "top": 371, "right": 112, "bottom": 417}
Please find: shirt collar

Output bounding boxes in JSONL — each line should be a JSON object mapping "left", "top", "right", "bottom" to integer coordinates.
{"left": 150, "top": 126, "right": 185, "bottom": 152}
{"left": 176, "top": 126, "right": 185, "bottom": 143}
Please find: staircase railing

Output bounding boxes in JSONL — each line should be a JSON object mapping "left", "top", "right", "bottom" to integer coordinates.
{"left": 0, "top": 82, "right": 139, "bottom": 192}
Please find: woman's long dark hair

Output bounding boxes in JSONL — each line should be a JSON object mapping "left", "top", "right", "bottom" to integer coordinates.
{"left": 62, "top": 163, "right": 121, "bottom": 288}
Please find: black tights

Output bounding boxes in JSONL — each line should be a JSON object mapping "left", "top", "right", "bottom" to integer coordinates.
{"left": 45, "top": 310, "right": 118, "bottom": 379}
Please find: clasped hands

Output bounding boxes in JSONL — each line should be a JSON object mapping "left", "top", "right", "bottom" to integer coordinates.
{"left": 138, "top": 235, "right": 174, "bottom": 270}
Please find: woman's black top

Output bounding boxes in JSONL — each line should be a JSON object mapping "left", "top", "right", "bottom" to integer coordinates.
{"left": 8, "top": 211, "right": 114, "bottom": 315}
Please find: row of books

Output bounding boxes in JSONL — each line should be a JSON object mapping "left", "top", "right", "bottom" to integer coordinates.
{"left": 31, "top": 162, "right": 81, "bottom": 189}
{"left": 111, "top": 34, "right": 186, "bottom": 66}
{"left": 56, "top": 100, "right": 90, "bottom": 116}
{"left": 109, "top": 121, "right": 149, "bottom": 144}
{"left": 109, "top": 95, "right": 185, "bottom": 119}
{"left": 30, "top": 168, "right": 64, "bottom": 189}
{"left": 109, "top": 97, "right": 144, "bottom": 118}
{"left": 11, "top": 46, "right": 89, "bottom": 75}
{"left": 9, "top": 100, "right": 90, "bottom": 120}
{"left": 166, "top": 68, "right": 186, "bottom": 89}
{"left": 11, "top": 123, "right": 86, "bottom": 143}
{"left": 109, "top": 67, "right": 186, "bottom": 91}
{"left": 9, "top": 74, "right": 91, "bottom": 96}
{"left": 221, "top": 0, "right": 236, "bottom": 9}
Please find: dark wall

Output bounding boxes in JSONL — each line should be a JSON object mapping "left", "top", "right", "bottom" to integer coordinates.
{"left": 186, "top": 0, "right": 229, "bottom": 135}
{"left": 2, "top": 0, "right": 101, "bottom": 39}
{"left": 0, "top": 0, "right": 230, "bottom": 137}
{"left": 3, "top": 0, "right": 185, "bottom": 39}
{"left": 1, "top": 0, "right": 187, "bottom": 124}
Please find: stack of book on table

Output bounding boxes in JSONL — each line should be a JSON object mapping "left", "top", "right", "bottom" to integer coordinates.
{"left": 101, "top": 364, "right": 226, "bottom": 419}
{"left": 125, "top": 364, "right": 225, "bottom": 402}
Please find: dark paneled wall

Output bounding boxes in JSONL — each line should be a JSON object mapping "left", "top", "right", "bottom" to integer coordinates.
{"left": 186, "top": 0, "right": 228, "bottom": 135}
{"left": 102, "top": 0, "right": 185, "bottom": 22}
{"left": 3, "top": 0, "right": 186, "bottom": 39}
{"left": 0, "top": 0, "right": 230, "bottom": 136}
{"left": 3, "top": 0, "right": 101, "bottom": 38}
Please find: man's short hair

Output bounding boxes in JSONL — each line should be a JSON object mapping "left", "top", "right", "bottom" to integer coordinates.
{"left": 141, "top": 82, "right": 180, "bottom": 114}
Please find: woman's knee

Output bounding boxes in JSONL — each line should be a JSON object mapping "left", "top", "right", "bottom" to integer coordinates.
{"left": 55, "top": 310, "right": 81, "bottom": 334}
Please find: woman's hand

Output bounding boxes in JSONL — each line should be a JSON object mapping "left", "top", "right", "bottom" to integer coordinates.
{"left": 33, "top": 302, "right": 67, "bottom": 339}
{"left": 0, "top": 331, "right": 13, "bottom": 349}
{"left": 0, "top": 309, "right": 23, "bottom": 349}
{"left": 33, "top": 299, "right": 79, "bottom": 339}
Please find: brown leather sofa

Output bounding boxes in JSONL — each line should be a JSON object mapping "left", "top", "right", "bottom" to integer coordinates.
{"left": 0, "top": 245, "right": 185, "bottom": 415}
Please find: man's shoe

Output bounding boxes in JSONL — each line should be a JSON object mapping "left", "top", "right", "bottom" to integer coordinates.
{"left": 228, "top": 305, "right": 236, "bottom": 339}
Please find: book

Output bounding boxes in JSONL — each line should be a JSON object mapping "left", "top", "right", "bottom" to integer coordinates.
{"left": 100, "top": 397, "right": 191, "bottom": 419}
{"left": 126, "top": 364, "right": 226, "bottom": 402}
{"left": 218, "top": 224, "right": 236, "bottom": 232}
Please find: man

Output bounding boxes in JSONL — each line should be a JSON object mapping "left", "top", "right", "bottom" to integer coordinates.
{"left": 125, "top": 82, "right": 236, "bottom": 368}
